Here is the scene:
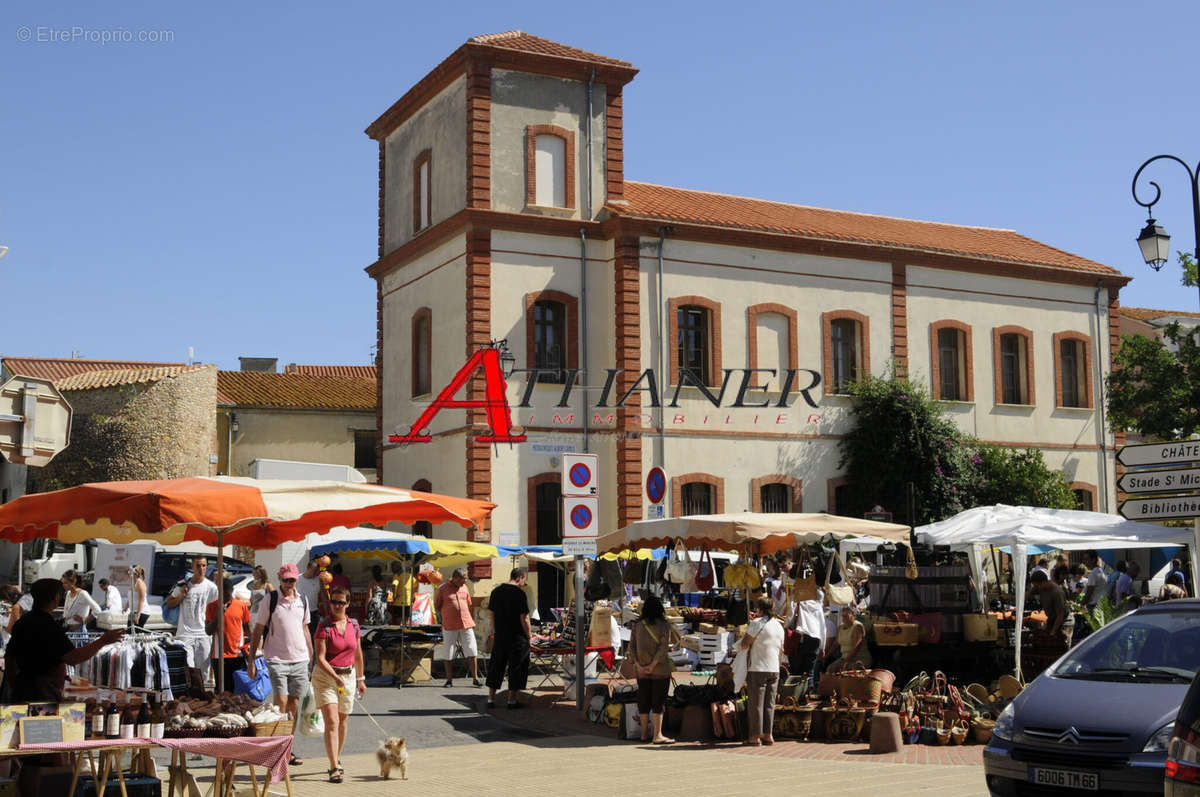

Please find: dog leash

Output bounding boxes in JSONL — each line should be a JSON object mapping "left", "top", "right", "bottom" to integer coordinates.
{"left": 353, "top": 688, "right": 390, "bottom": 736}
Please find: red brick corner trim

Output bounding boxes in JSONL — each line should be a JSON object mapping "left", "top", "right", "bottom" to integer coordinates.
{"left": 750, "top": 474, "right": 803, "bottom": 513}
{"left": 1052, "top": 330, "right": 1093, "bottom": 409}
{"left": 523, "top": 289, "right": 580, "bottom": 372}
{"left": 412, "top": 148, "right": 432, "bottom": 235}
{"left": 668, "top": 295, "right": 723, "bottom": 388}
{"left": 671, "top": 472, "right": 725, "bottom": 516}
{"left": 465, "top": 229, "right": 492, "bottom": 578}
{"left": 747, "top": 303, "right": 798, "bottom": 375}
{"left": 929, "top": 319, "right": 974, "bottom": 402}
{"left": 822, "top": 310, "right": 871, "bottom": 396}
{"left": 992, "top": 325, "right": 1036, "bottom": 406}
{"left": 525, "top": 124, "right": 576, "bottom": 210}
{"left": 605, "top": 89, "right": 624, "bottom": 202}
{"left": 1069, "top": 481, "right": 1098, "bottom": 511}
{"left": 614, "top": 237, "right": 642, "bottom": 528}
{"left": 465, "top": 58, "right": 491, "bottom": 210}
{"left": 411, "top": 307, "right": 432, "bottom": 398}
{"left": 527, "top": 472, "right": 560, "bottom": 546}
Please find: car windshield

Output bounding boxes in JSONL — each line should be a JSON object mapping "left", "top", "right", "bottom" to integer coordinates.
{"left": 1051, "top": 609, "right": 1200, "bottom": 680}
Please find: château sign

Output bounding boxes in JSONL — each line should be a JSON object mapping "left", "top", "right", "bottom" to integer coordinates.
{"left": 1116, "top": 440, "right": 1200, "bottom": 468}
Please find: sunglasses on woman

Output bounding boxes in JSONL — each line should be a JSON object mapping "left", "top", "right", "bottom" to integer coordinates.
{"left": 330, "top": 599, "right": 348, "bottom": 606}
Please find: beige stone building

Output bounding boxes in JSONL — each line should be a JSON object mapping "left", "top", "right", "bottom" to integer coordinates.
{"left": 368, "top": 33, "right": 1130, "bottom": 600}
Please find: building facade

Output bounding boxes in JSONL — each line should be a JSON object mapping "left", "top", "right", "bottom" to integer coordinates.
{"left": 369, "top": 33, "right": 1130, "bottom": 588}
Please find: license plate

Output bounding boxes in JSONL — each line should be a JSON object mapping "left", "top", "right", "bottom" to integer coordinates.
{"left": 1029, "top": 767, "right": 1099, "bottom": 790}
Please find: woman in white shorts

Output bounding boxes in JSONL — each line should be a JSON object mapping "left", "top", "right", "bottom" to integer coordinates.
{"left": 312, "top": 586, "right": 365, "bottom": 783}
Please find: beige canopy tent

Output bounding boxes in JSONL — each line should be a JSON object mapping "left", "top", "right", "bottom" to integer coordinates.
{"left": 597, "top": 512, "right": 911, "bottom": 554}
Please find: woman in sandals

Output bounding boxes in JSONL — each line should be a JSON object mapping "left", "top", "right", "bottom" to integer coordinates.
{"left": 739, "top": 597, "right": 785, "bottom": 745}
{"left": 626, "top": 595, "right": 675, "bottom": 744}
{"left": 313, "top": 585, "right": 366, "bottom": 783}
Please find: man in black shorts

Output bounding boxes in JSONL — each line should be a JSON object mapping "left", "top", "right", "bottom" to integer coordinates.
{"left": 485, "top": 568, "right": 531, "bottom": 709}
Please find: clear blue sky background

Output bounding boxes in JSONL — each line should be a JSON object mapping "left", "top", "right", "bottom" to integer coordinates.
{"left": 3, "top": 1, "right": 1199, "bottom": 369}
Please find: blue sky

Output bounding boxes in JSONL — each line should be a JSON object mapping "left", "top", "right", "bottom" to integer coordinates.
{"left": 3, "top": 1, "right": 1199, "bottom": 369}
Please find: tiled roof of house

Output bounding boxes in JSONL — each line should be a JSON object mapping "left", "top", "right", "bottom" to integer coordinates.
{"left": 2, "top": 356, "right": 187, "bottom": 383}
{"left": 611, "top": 181, "right": 1122, "bottom": 277}
{"left": 283, "top": 364, "right": 378, "bottom": 378}
{"left": 217, "top": 371, "right": 376, "bottom": 410}
{"left": 55, "top": 364, "right": 213, "bottom": 391}
{"left": 468, "top": 31, "right": 632, "bottom": 67}
{"left": 1122, "top": 306, "right": 1200, "bottom": 323}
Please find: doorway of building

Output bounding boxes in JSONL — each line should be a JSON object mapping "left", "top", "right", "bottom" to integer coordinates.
{"left": 534, "top": 480, "right": 563, "bottom": 622}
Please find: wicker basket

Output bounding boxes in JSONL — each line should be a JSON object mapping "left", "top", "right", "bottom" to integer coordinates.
{"left": 165, "top": 727, "right": 206, "bottom": 739}
{"left": 252, "top": 719, "right": 291, "bottom": 737}
{"left": 204, "top": 725, "right": 248, "bottom": 738}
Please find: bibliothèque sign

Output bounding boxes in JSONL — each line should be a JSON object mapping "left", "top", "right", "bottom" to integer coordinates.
{"left": 390, "top": 347, "right": 824, "bottom": 445}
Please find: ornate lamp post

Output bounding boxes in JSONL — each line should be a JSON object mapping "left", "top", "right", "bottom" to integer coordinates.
{"left": 1132, "top": 155, "right": 1200, "bottom": 307}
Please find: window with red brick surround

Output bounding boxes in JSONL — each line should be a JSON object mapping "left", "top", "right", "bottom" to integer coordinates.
{"left": 411, "top": 478, "right": 432, "bottom": 536}
{"left": 929, "top": 320, "right": 974, "bottom": 402}
{"left": 411, "top": 307, "right": 432, "bottom": 397}
{"left": 524, "top": 290, "right": 579, "bottom": 382}
{"left": 992, "top": 325, "right": 1035, "bottom": 405}
{"left": 751, "top": 474, "right": 802, "bottom": 513}
{"left": 671, "top": 473, "right": 725, "bottom": 516}
{"left": 668, "top": 296, "right": 722, "bottom": 388}
{"left": 412, "top": 149, "right": 432, "bottom": 234}
{"left": 525, "top": 125, "right": 575, "bottom": 210}
{"left": 822, "top": 310, "right": 870, "bottom": 395}
{"left": 1070, "top": 481, "right": 1097, "bottom": 512}
{"left": 747, "top": 303, "right": 798, "bottom": 376}
{"left": 1053, "top": 331, "right": 1093, "bottom": 409}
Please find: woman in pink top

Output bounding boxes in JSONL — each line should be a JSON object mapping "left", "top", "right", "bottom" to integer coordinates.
{"left": 313, "top": 585, "right": 365, "bottom": 783}
{"left": 434, "top": 568, "right": 479, "bottom": 687}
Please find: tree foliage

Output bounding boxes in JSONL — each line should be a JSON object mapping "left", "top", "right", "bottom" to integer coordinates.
{"left": 1106, "top": 322, "right": 1200, "bottom": 439}
{"left": 839, "top": 376, "right": 1077, "bottom": 525}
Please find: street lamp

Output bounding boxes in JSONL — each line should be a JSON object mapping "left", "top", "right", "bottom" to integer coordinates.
{"left": 1132, "top": 155, "right": 1200, "bottom": 304}
{"left": 489, "top": 338, "right": 516, "bottom": 378}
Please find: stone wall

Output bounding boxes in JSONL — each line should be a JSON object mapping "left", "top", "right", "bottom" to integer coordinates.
{"left": 30, "top": 365, "right": 217, "bottom": 492}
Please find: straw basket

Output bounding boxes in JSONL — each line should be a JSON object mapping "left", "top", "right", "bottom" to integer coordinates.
{"left": 252, "top": 719, "right": 291, "bottom": 737}
{"left": 972, "top": 718, "right": 995, "bottom": 744}
{"left": 950, "top": 720, "right": 969, "bottom": 745}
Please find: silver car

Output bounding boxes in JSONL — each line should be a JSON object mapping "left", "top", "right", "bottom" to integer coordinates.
{"left": 984, "top": 599, "right": 1200, "bottom": 796}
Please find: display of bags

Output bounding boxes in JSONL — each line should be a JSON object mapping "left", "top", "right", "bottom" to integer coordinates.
{"left": 622, "top": 557, "right": 647, "bottom": 585}
{"left": 874, "top": 618, "right": 919, "bottom": 646}
{"left": 838, "top": 669, "right": 884, "bottom": 706}
{"left": 964, "top": 613, "right": 999, "bottom": 642}
{"left": 791, "top": 552, "right": 819, "bottom": 602}
{"left": 824, "top": 552, "right": 855, "bottom": 607}
{"left": 664, "top": 538, "right": 695, "bottom": 585}
{"left": 911, "top": 612, "right": 943, "bottom": 644}
{"left": 694, "top": 546, "right": 715, "bottom": 592}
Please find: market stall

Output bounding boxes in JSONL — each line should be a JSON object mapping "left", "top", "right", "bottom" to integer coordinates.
{"left": 915, "top": 504, "right": 1197, "bottom": 678}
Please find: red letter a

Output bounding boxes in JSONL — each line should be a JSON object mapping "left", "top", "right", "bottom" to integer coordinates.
{"left": 389, "top": 348, "right": 525, "bottom": 443}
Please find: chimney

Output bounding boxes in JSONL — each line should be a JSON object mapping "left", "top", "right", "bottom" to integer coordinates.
{"left": 238, "top": 357, "right": 278, "bottom": 373}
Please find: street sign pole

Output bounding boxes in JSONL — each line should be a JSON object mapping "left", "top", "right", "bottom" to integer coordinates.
{"left": 562, "top": 454, "right": 598, "bottom": 709}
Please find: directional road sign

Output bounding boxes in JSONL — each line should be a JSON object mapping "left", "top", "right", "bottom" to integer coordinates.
{"left": 1117, "top": 440, "right": 1200, "bottom": 468}
{"left": 1118, "top": 467, "right": 1200, "bottom": 494}
{"left": 1119, "top": 494, "right": 1200, "bottom": 521}
{"left": 0, "top": 376, "right": 72, "bottom": 467}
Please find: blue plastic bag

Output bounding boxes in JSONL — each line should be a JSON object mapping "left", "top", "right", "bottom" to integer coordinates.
{"left": 233, "top": 656, "right": 271, "bottom": 702}
{"left": 161, "top": 601, "right": 180, "bottom": 627}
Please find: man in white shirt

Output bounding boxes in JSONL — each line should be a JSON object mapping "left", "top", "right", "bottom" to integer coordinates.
{"left": 98, "top": 579, "right": 123, "bottom": 615}
{"left": 166, "top": 556, "right": 218, "bottom": 684}
{"left": 1082, "top": 550, "right": 1107, "bottom": 609}
{"left": 295, "top": 559, "right": 322, "bottom": 635}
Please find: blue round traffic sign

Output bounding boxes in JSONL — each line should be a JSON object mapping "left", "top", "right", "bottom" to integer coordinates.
{"left": 570, "top": 504, "right": 593, "bottom": 530}
{"left": 646, "top": 467, "right": 666, "bottom": 504}
{"left": 569, "top": 462, "right": 592, "bottom": 488}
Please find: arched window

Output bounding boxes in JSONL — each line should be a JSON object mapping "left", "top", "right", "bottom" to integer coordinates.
{"left": 524, "top": 290, "right": 579, "bottom": 384}
{"left": 1070, "top": 482, "right": 1097, "bottom": 512}
{"left": 930, "top": 320, "right": 974, "bottom": 402}
{"left": 525, "top": 125, "right": 575, "bottom": 209}
{"left": 1054, "top": 332, "right": 1093, "bottom": 409}
{"left": 751, "top": 475, "right": 803, "bottom": 513}
{"left": 411, "top": 308, "right": 431, "bottom": 397}
{"left": 823, "top": 311, "right": 870, "bottom": 395}
{"left": 669, "top": 296, "right": 722, "bottom": 387}
{"left": 671, "top": 473, "right": 725, "bottom": 516}
{"left": 992, "top": 326, "right": 1035, "bottom": 405}
{"left": 411, "top": 479, "right": 432, "bottom": 536}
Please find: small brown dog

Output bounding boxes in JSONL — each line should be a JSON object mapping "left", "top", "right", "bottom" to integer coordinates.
{"left": 376, "top": 736, "right": 408, "bottom": 780}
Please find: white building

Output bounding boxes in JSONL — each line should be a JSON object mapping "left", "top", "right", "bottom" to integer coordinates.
{"left": 366, "top": 32, "right": 1129, "bottom": 601}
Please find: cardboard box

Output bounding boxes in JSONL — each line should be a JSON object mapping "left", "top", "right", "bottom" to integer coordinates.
{"left": 698, "top": 622, "right": 720, "bottom": 634}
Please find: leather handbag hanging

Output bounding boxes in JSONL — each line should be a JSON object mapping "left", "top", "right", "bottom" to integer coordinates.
{"left": 622, "top": 556, "right": 646, "bottom": 585}
{"left": 791, "top": 550, "right": 819, "bottom": 602}
{"left": 665, "top": 538, "right": 696, "bottom": 586}
{"left": 824, "top": 551, "right": 856, "bottom": 606}
{"left": 654, "top": 540, "right": 674, "bottom": 584}
{"left": 694, "top": 545, "right": 715, "bottom": 592}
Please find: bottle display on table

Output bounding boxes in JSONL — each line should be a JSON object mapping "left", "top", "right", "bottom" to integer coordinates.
{"left": 136, "top": 699, "right": 151, "bottom": 738}
{"left": 106, "top": 700, "right": 122, "bottom": 739}
{"left": 150, "top": 697, "right": 165, "bottom": 739}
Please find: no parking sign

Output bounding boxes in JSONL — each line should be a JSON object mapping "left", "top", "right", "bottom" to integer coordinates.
{"left": 561, "top": 453, "right": 598, "bottom": 496}
{"left": 562, "top": 496, "right": 598, "bottom": 538}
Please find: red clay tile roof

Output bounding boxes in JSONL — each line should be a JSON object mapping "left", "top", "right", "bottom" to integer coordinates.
{"left": 283, "top": 364, "right": 378, "bottom": 378}
{"left": 1121, "top": 306, "right": 1200, "bottom": 322}
{"left": 468, "top": 31, "right": 632, "bottom": 68}
{"left": 611, "top": 181, "right": 1122, "bottom": 277}
{"left": 217, "top": 371, "right": 376, "bottom": 410}
{"left": 56, "top": 364, "right": 213, "bottom": 391}
{"left": 2, "top": 357, "right": 187, "bottom": 383}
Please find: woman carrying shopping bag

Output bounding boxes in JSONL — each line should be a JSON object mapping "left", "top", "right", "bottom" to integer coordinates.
{"left": 312, "top": 585, "right": 366, "bottom": 783}
{"left": 625, "top": 595, "right": 675, "bottom": 744}
{"left": 739, "top": 597, "right": 785, "bottom": 745}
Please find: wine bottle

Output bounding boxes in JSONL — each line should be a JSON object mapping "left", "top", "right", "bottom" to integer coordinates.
{"left": 106, "top": 700, "right": 121, "bottom": 739}
{"left": 119, "top": 702, "right": 136, "bottom": 739}
{"left": 136, "top": 699, "right": 151, "bottom": 738}
{"left": 150, "top": 697, "right": 165, "bottom": 739}
{"left": 84, "top": 700, "right": 95, "bottom": 740}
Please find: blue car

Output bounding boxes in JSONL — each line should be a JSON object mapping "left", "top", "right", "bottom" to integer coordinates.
{"left": 984, "top": 599, "right": 1200, "bottom": 795}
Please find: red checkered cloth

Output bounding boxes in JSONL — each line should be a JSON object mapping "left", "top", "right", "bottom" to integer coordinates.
{"left": 21, "top": 735, "right": 293, "bottom": 784}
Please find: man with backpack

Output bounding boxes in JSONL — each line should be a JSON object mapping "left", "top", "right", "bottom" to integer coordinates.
{"left": 247, "top": 563, "right": 311, "bottom": 767}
